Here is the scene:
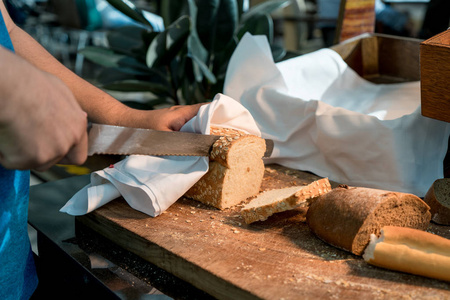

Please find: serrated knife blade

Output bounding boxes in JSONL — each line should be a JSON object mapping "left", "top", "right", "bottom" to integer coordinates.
{"left": 88, "top": 123, "right": 274, "bottom": 157}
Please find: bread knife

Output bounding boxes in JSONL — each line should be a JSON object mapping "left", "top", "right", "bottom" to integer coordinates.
{"left": 88, "top": 123, "right": 274, "bottom": 157}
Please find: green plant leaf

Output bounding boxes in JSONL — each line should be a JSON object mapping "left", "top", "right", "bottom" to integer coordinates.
{"left": 79, "top": 46, "right": 128, "bottom": 68}
{"left": 80, "top": 46, "right": 159, "bottom": 75}
{"left": 160, "top": 0, "right": 189, "bottom": 28}
{"left": 102, "top": 79, "right": 172, "bottom": 96}
{"left": 186, "top": 0, "right": 208, "bottom": 82}
{"left": 105, "top": 0, "right": 152, "bottom": 27}
{"left": 237, "top": 0, "right": 245, "bottom": 20}
{"left": 98, "top": 65, "right": 170, "bottom": 85}
{"left": 106, "top": 26, "right": 148, "bottom": 56}
{"left": 146, "top": 16, "right": 191, "bottom": 68}
{"left": 121, "top": 100, "right": 154, "bottom": 110}
{"left": 196, "top": 0, "right": 238, "bottom": 53}
{"left": 189, "top": 54, "right": 216, "bottom": 84}
{"left": 237, "top": 13, "right": 273, "bottom": 43}
{"left": 117, "top": 57, "right": 157, "bottom": 73}
{"left": 181, "top": 75, "right": 206, "bottom": 105}
{"left": 97, "top": 67, "right": 139, "bottom": 85}
{"left": 211, "top": 36, "right": 238, "bottom": 78}
{"left": 240, "top": 0, "right": 290, "bottom": 24}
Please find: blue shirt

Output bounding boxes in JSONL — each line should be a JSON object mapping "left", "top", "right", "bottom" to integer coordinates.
{"left": 0, "top": 11, "right": 38, "bottom": 300}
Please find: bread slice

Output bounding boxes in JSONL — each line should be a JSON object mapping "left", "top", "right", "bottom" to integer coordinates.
{"left": 363, "top": 226, "right": 450, "bottom": 282}
{"left": 184, "top": 126, "right": 266, "bottom": 209}
{"left": 240, "top": 178, "right": 331, "bottom": 224}
{"left": 423, "top": 178, "right": 450, "bottom": 225}
{"left": 306, "top": 185, "right": 431, "bottom": 255}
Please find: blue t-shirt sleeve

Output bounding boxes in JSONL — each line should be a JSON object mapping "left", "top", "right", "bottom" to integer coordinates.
{"left": 0, "top": 9, "right": 38, "bottom": 299}
{"left": 0, "top": 10, "right": 13, "bottom": 51}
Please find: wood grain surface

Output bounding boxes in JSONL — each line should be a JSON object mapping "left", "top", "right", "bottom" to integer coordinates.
{"left": 335, "top": 0, "right": 375, "bottom": 44}
{"left": 421, "top": 30, "right": 450, "bottom": 123}
{"left": 331, "top": 34, "right": 421, "bottom": 83}
{"left": 77, "top": 165, "right": 450, "bottom": 300}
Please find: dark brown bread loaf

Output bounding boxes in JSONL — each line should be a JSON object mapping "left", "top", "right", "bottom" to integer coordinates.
{"left": 306, "top": 185, "right": 431, "bottom": 255}
{"left": 424, "top": 178, "right": 450, "bottom": 225}
{"left": 184, "top": 126, "right": 266, "bottom": 209}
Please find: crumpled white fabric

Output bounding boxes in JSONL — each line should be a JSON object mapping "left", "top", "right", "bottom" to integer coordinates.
{"left": 60, "top": 94, "right": 260, "bottom": 217}
{"left": 224, "top": 33, "right": 450, "bottom": 197}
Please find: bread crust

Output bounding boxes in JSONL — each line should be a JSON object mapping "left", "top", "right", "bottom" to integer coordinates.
{"left": 306, "top": 186, "right": 431, "bottom": 255}
{"left": 363, "top": 226, "right": 450, "bottom": 282}
{"left": 209, "top": 126, "right": 249, "bottom": 168}
{"left": 424, "top": 178, "right": 450, "bottom": 225}
{"left": 184, "top": 127, "right": 265, "bottom": 209}
{"left": 241, "top": 178, "right": 331, "bottom": 224}
{"left": 376, "top": 226, "right": 450, "bottom": 255}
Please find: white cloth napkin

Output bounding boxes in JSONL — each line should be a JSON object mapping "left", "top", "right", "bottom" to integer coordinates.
{"left": 224, "top": 33, "right": 450, "bottom": 197}
{"left": 60, "top": 94, "right": 261, "bottom": 217}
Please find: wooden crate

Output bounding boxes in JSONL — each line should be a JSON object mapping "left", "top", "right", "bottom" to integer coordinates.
{"left": 420, "top": 29, "right": 450, "bottom": 123}
{"left": 331, "top": 33, "right": 450, "bottom": 177}
{"left": 331, "top": 33, "right": 421, "bottom": 84}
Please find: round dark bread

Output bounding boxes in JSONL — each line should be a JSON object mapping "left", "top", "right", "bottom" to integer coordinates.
{"left": 306, "top": 185, "right": 431, "bottom": 255}
{"left": 424, "top": 178, "right": 450, "bottom": 225}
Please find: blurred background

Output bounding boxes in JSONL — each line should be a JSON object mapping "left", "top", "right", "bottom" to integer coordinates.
{"left": 6, "top": 0, "right": 449, "bottom": 80}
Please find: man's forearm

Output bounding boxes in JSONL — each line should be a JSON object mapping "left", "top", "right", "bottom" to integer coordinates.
{"left": 8, "top": 23, "right": 133, "bottom": 125}
{"left": 0, "top": 0, "right": 132, "bottom": 125}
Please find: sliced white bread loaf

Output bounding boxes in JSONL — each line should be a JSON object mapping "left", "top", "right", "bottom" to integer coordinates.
{"left": 184, "top": 126, "right": 266, "bottom": 209}
{"left": 363, "top": 226, "right": 450, "bottom": 282}
{"left": 424, "top": 178, "right": 450, "bottom": 225}
{"left": 306, "top": 185, "right": 431, "bottom": 256}
{"left": 241, "top": 178, "right": 331, "bottom": 224}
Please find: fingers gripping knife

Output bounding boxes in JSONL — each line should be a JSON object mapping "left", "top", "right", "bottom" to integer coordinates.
{"left": 87, "top": 123, "right": 274, "bottom": 158}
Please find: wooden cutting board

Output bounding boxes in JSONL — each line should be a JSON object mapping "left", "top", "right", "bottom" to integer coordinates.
{"left": 76, "top": 165, "right": 450, "bottom": 300}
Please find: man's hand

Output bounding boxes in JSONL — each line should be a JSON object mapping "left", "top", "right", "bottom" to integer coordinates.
{"left": 148, "top": 103, "right": 206, "bottom": 131}
{"left": 122, "top": 103, "right": 207, "bottom": 132}
{"left": 0, "top": 47, "right": 88, "bottom": 171}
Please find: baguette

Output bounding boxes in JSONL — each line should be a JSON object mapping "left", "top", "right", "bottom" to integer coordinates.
{"left": 423, "top": 178, "right": 450, "bottom": 225}
{"left": 240, "top": 178, "right": 331, "bottom": 224}
{"left": 184, "top": 126, "right": 266, "bottom": 209}
{"left": 363, "top": 226, "right": 450, "bottom": 282}
{"left": 306, "top": 185, "right": 431, "bottom": 255}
